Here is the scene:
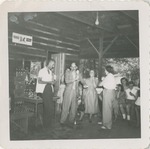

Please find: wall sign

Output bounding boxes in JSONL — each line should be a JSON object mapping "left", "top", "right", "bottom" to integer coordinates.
{"left": 12, "top": 32, "right": 33, "bottom": 46}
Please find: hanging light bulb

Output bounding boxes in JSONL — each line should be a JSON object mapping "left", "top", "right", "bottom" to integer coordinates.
{"left": 95, "top": 11, "right": 99, "bottom": 25}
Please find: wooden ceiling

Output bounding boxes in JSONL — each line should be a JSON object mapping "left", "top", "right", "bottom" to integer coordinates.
{"left": 8, "top": 11, "right": 139, "bottom": 59}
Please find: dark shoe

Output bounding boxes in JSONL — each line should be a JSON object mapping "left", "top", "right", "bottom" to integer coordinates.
{"left": 67, "top": 123, "right": 74, "bottom": 129}
{"left": 89, "top": 119, "right": 92, "bottom": 123}
{"left": 60, "top": 123, "right": 66, "bottom": 127}
{"left": 127, "top": 120, "right": 132, "bottom": 126}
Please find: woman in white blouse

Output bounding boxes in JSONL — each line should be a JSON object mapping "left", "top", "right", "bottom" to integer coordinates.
{"left": 99, "top": 65, "right": 116, "bottom": 129}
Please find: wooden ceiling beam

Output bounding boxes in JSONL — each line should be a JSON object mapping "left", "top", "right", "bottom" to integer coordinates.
{"left": 86, "top": 38, "right": 99, "bottom": 55}
{"left": 9, "top": 42, "right": 79, "bottom": 55}
{"left": 56, "top": 12, "right": 115, "bottom": 34}
{"left": 9, "top": 53, "right": 46, "bottom": 61}
{"left": 102, "top": 35, "right": 119, "bottom": 56}
{"left": 8, "top": 26, "right": 80, "bottom": 48}
{"left": 9, "top": 23, "right": 80, "bottom": 44}
{"left": 9, "top": 36, "right": 80, "bottom": 52}
{"left": 80, "top": 51, "right": 139, "bottom": 59}
{"left": 80, "top": 31, "right": 138, "bottom": 42}
{"left": 9, "top": 49, "right": 47, "bottom": 58}
{"left": 124, "top": 35, "right": 139, "bottom": 50}
{"left": 121, "top": 11, "right": 138, "bottom": 22}
{"left": 25, "top": 22, "right": 80, "bottom": 41}
{"left": 27, "top": 20, "right": 60, "bottom": 32}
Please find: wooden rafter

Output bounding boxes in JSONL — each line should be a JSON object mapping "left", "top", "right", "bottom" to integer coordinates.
{"left": 124, "top": 35, "right": 138, "bottom": 50}
{"left": 102, "top": 35, "right": 119, "bottom": 57}
{"left": 87, "top": 38, "right": 99, "bottom": 55}
{"left": 56, "top": 12, "right": 115, "bottom": 33}
{"left": 27, "top": 20, "right": 60, "bottom": 32}
{"left": 121, "top": 11, "right": 138, "bottom": 22}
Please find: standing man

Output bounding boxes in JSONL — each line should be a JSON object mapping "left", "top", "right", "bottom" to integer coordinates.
{"left": 60, "top": 63, "right": 79, "bottom": 128}
{"left": 99, "top": 65, "right": 116, "bottom": 130}
{"left": 36, "top": 59, "right": 56, "bottom": 128}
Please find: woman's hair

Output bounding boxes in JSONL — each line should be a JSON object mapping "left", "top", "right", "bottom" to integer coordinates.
{"left": 87, "top": 69, "right": 96, "bottom": 78}
{"left": 121, "top": 77, "right": 128, "bottom": 85}
{"left": 105, "top": 65, "right": 114, "bottom": 74}
{"left": 117, "top": 84, "right": 124, "bottom": 92}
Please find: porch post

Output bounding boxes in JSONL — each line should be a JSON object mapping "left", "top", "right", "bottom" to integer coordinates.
{"left": 98, "top": 33, "right": 104, "bottom": 80}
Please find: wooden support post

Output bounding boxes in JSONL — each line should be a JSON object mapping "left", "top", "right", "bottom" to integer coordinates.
{"left": 98, "top": 35, "right": 103, "bottom": 80}
{"left": 86, "top": 37, "right": 103, "bottom": 80}
{"left": 22, "top": 58, "right": 25, "bottom": 69}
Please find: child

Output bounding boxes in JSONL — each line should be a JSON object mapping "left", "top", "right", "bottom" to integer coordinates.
{"left": 125, "top": 81, "right": 138, "bottom": 121}
{"left": 116, "top": 84, "right": 126, "bottom": 120}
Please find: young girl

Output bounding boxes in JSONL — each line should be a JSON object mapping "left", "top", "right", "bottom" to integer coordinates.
{"left": 115, "top": 84, "right": 126, "bottom": 120}
{"left": 125, "top": 81, "right": 138, "bottom": 121}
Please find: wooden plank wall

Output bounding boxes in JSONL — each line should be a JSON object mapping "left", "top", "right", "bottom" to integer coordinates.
{"left": 8, "top": 15, "right": 81, "bottom": 61}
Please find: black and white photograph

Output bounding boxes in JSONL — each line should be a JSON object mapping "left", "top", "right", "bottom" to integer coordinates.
{"left": 0, "top": 1, "right": 150, "bottom": 149}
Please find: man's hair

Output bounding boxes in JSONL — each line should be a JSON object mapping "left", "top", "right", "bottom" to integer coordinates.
{"left": 105, "top": 65, "right": 114, "bottom": 74}
{"left": 45, "top": 59, "right": 55, "bottom": 66}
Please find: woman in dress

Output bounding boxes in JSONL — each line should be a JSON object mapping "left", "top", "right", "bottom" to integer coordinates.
{"left": 80, "top": 70, "right": 99, "bottom": 122}
{"left": 99, "top": 65, "right": 116, "bottom": 129}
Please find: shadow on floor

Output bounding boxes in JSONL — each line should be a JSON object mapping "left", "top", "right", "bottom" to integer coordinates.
{"left": 10, "top": 114, "right": 141, "bottom": 140}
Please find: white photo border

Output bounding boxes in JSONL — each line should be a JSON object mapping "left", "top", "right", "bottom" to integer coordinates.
{"left": 0, "top": 1, "right": 150, "bottom": 149}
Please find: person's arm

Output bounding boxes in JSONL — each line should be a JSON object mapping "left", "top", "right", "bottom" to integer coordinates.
{"left": 125, "top": 90, "right": 128, "bottom": 99}
{"left": 98, "top": 76, "right": 106, "bottom": 87}
{"left": 65, "top": 70, "right": 76, "bottom": 84}
{"left": 37, "top": 69, "right": 54, "bottom": 85}
{"left": 95, "top": 77, "right": 99, "bottom": 87}
{"left": 129, "top": 90, "right": 137, "bottom": 99}
{"left": 92, "top": 77, "right": 98, "bottom": 88}
{"left": 38, "top": 77, "right": 55, "bottom": 85}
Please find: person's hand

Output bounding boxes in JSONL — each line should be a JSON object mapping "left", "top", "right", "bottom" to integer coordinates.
{"left": 129, "top": 92, "right": 134, "bottom": 96}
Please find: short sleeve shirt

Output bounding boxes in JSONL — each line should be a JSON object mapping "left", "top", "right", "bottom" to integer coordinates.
{"left": 102, "top": 73, "right": 116, "bottom": 90}
{"left": 36, "top": 67, "right": 53, "bottom": 93}
{"left": 125, "top": 87, "right": 138, "bottom": 100}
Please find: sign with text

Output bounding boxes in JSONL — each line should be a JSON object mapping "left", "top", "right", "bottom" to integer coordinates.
{"left": 12, "top": 32, "right": 33, "bottom": 46}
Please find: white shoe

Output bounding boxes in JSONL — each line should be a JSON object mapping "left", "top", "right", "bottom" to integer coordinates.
{"left": 101, "top": 126, "right": 107, "bottom": 129}
{"left": 101, "top": 126, "right": 111, "bottom": 130}
{"left": 127, "top": 115, "right": 130, "bottom": 121}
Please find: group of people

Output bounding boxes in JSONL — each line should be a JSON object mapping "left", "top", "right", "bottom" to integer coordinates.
{"left": 36, "top": 59, "right": 140, "bottom": 130}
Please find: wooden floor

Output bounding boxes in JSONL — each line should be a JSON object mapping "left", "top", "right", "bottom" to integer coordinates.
{"left": 10, "top": 114, "right": 141, "bottom": 140}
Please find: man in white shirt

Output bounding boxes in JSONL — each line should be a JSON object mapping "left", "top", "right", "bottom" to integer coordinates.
{"left": 98, "top": 65, "right": 116, "bottom": 130}
{"left": 125, "top": 81, "right": 138, "bottom": 121}
{"left": 36, "top": 59, "right": 56, "bottom": 128}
